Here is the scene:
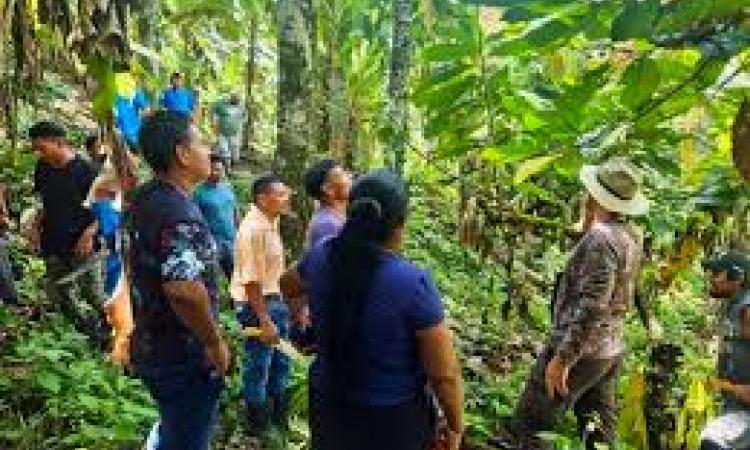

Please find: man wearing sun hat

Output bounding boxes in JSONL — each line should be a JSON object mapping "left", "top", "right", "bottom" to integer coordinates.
{"left": 508, "top": 157, "right": 648, "bottom": 450}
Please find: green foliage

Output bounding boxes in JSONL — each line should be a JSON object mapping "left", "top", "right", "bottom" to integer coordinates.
{"left": 611, "top": 0, "right": 661, "bottom": 41}
{"left": 620, "top": 57, "right": 661, "bottom": 111}
{"left": 0, "top": 311, "right": 156, "bottom": 449}
{"left": 2, "top": 0, "right": 749, "bottom": 448}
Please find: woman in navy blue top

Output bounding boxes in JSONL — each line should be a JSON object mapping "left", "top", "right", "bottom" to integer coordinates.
{"left": 281, "top": 170, "right": 464, "bottom": 450}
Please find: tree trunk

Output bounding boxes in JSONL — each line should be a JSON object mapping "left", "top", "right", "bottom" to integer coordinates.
{"left": 137, "top": 0, "right": 159, "bottom": 74}
{"left": 345, "top": 111, "right": 357, "bottom": 169}
{"left": 387, "top": 0, "right": 413, "bottom": 176}
{"left": 242, "top": 12, "right": 258, "bottom": 163}
{"left": 276, "top": 0, "right": 313, "bottom": 255}
{"left": 328, "top": 36, "right": 348, "bottom": 162}
{"left": 316, "top": 34, "right": 332, "bottom": 156}
{"left": 0, "top": 0, "right": 15, "bottom": 148}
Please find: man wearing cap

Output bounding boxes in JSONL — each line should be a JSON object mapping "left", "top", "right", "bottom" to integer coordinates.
{"left": 508, "top": 157, "right": 647, "bottom": 449}
{"left": 231, "top": 174, "right": 293, "bottom": 436}
{"left": 700, "top": 251, "right": 750, "bottom": 450}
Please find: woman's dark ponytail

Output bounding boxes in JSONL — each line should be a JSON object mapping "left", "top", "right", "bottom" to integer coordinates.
{"left": 322, "top": 170, "right": 408, "bottom": 401}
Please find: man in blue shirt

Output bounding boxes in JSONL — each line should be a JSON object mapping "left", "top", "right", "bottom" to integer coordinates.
{"left": 193, "top": 156, "right": 239, "bottom": 279}
{"left": 115, "top": 88, "right": 150, "bottom": 150}
{"left": 160, "top": 72, "right": 196, "bottom": 118}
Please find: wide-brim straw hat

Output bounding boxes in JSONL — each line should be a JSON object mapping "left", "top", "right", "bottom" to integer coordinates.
{"left": 579, "top": 157, "right": 649, "bottom": 216}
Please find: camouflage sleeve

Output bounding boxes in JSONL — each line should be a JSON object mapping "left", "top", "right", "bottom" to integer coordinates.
{"left": 555, "top": 235, "right": 618, "bottom": 366}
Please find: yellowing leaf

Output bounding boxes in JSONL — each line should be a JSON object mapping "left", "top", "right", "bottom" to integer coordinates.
{"left": 419, "top": 0, "right": 435, "bottom": 36}
{"left": 685, "top": 379, "right": 709, "bottom": 412}
{"left": 514, "top": 154, "right": 561, "bottom": 185}
{"left": 115, "top": 72, "right": 137, "bottom": 99}
{"left": 674, "top": 378, "right": 716, "bottom": 450}
{"left": 618, "top": 371, "right": 648, "bottom": 450}
{"left": 717, "top": 131, "right": 732, "bottom": 156}
{"left": 27, "top": 0, "right": 38, "bottom": 31}
{"left": 548, "top": 51, "right": 566, "bottom": 83}
{"left": 680, "top": 139, "right": 697, "bottom": 178}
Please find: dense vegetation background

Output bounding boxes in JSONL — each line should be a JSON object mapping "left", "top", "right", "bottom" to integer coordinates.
{"left": 1, "top": 0, "right": 749, "bottom": 448}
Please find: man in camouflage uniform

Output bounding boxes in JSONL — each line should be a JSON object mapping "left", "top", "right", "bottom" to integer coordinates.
{"left": 509, "top": 157, "right": 648, "bottom": 449}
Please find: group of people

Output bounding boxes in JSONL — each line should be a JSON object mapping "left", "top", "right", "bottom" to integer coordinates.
{"left": 115, "top": 110, "right": 463, "bottom": 450}
{"left": 4, "top": 89, "right": 750, "bottom": 450}
{"left": 113, "top": 69, "right": 245, "bottom": 173}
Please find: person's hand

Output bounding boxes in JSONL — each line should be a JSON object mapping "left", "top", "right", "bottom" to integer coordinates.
{"left": 21, "top": 211, "right": 41, "bottom": 254}
{"left": 26, "top": 231, "right": 41, "bottom": 254}
{"left": 710, "top": 378, "right": 736, "bottom": 394}
{"left": 206, "top": 337, "right": 232, "bottom": 377}
{"left": 708, "top": 377, "right": 731, "bottom": 393}
{"left": 445, "top": 427, "right": 463, "bottom": 450}
{"left": 545, "top": 355, "right": 571, "bottom": 399}
{"left": 74, "top": 225, "right": 97, "bottom": 258}
{"left": 293, "top": 310, "right": 312, "bottom": 329}
{"left": 258, "top": 317, "right": 279, "bottom": 346}
{"left": 431, "top": 424, "right": 463, "bottom": 450}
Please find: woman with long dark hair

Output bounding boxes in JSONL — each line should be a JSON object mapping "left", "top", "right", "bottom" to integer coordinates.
{"left": 281, "top": 169, "right": 464, "bottom": 450}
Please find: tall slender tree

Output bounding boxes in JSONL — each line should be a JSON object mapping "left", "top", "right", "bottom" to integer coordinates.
{"left": 276, "top": 0, "right": 314, "bottom": 253}
{"left": 242, "top": 11, "right": 258, "bottom": 162}
{"left": 387, "top": 0, "right": 413, "bottom": 175}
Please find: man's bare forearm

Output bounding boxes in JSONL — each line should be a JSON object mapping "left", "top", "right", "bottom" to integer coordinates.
{"left": 245, "top": 281, "right": 271, "bottom": 323}
{"left": 280, "top": 268, "right": 307, "bottom": 321}
{"left": 164, "top": 281, "right": 222, "bottom": 346}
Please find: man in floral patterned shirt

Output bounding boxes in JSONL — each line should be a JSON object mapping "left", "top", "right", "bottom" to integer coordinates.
{"left": 509, "top": 158, "right": 647, "bottom": 450}
{"left": 129, "top": 110, "right": 231, "bottom": 450}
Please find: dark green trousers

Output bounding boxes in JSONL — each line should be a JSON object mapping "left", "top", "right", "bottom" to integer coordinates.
{"left": 44, "top": 255, "right": 108, "bottom": 346}
{"left": 511, "top": 345, "right": 621, "bottom": 450}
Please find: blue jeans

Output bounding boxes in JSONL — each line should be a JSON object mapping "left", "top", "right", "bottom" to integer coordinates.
{"left": 137, "top": 362, "right": 223, "bottom": 450}
{"left": 236, "top": 298, "right": 291, "bottom": 407}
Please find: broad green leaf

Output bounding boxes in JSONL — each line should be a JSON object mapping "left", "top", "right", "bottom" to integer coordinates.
{"left": 503, "top": 7, "right": 538, "bottom": 23}
{"left": 553, "top": 150, "right": 584, "bottom": 178}
{"left": 697, "top": 58, "right": 730, "bottom": 88}
{"left": 547, "top": 65, "right": 610, "bottom": 131}
{"left": 36, "top": 371, "right": 62, "bottom": 394}
{"left": 611, "top": 0, "right": 661, "bottom": 41}
{"left": 621, "top": 57, "right": 661, "bottom": 110}
{"left": 464, "top": 0, "right": 573, "bottom": 7}
{"left": 514, "top": 154, "right": 561, "bottom": 184}
{"left": 526, "top": 20, "right": 572, "bottom": 48}
{"left": 481, "top": 137, "right": 541, "bottom": 164}
{"left": 420, "top": 43, "right": 475, "bottom": 63}
{"left": 87, "top": 55, "right": 118, "bottom": 122}
{"left": 78, "top": 393, "right": 101, "bottom": 410}
{"left": 413, "top": 72, "right": 478, "bottom": 109}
